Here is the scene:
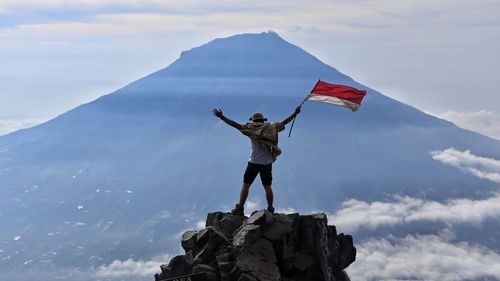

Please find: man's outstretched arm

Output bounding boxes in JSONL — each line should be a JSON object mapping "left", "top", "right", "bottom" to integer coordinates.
{"left": 282, "top": 106, "right": 301, "bottom": 125}
{"left": 212, "top": 108, "right": 243, "bottom": 130}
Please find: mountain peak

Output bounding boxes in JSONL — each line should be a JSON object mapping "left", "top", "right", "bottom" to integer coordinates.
{"left": 193, "top": 30, "right": 286, "bottom": 52}
{"left": 211, "top": 30, "right": 283, "bottom": 42}
{"left": 161, "top": 31, "right": 345, "bottom": 80}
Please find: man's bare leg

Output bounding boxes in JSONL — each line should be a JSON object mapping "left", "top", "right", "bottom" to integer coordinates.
{"left": 239, "top": 183, "right": 251, "bottom": 207}
{"left": 263, "top": 185, "right": 274, "bottom": 212}
{"left": 231, "top": 183, "right": 251, "bottom": 215}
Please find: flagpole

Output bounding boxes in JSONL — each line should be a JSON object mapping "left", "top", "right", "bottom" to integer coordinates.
{"left": 288, "top": 79, "right": 321, "bottom": 137}
{"left": 287, "top": 95, "right": 308, "bottom": 138}
{"left": 288, "top": 80, "right": 321, "bottom": 138}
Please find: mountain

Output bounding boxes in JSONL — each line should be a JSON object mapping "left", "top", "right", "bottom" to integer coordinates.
{"left": 1, "top": 31, "right": 499, "bottom": 281}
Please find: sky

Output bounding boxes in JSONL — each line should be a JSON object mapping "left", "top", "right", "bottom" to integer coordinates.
{"left": 1, "top": 0, "right": 500, "bottom": 138}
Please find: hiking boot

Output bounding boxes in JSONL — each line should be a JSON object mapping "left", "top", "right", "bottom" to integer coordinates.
{"left": 231, "top": 204, "right": 244, "bottom": 216}
{"left": 267, "top": 206, "right": 275, "bottom": 214}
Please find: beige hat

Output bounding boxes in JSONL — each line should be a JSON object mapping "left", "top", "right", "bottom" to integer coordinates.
{"left": 249, "top": 112, "right": 267, "bottom": 122}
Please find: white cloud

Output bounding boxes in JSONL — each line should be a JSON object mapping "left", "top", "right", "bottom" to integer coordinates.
{"left": 349, "top": 232, "right": 500, "bottom": 281}
{"left": 195, "top": 220, "right": 205, "bottom": 229}
{"left": 438, "top": 110, "right": 500, "bottom": 140}
{"left": 276, "top": 207, "right": 297, "bottom": 214}
{"left": 246, "top": 199, "right": 261, "bottom": 211}
{"left": 432, "top": 148, "right": 500, "bottom": 183}
{"left": 95, "top": 254, "right": 171, "bottom": 278}
{"left": 2, "top": 1, "right": 499, "bottom": 38}
{"left": 0, "top": 118, "right": 44, "bottom": 136}
{"left": 330, "top": 193, "right": 500, "bottom": 233}
{"left": 174, "top": 219, "right": 205, "bottom": 240}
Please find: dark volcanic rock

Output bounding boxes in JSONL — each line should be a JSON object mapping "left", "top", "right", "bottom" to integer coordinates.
{"left": 248, "top": 238, "right": 277, "bottom": 263}
{"left": 262, "top": 213, "right": 298, "bottom": 241}
{"left": 193, "top": 227, "right": 230, "bottom": 265}
{"left": 154, "top": 211, "right": 356, "bottom": 281}
{"left": 193, "top": 264, "right": 218, "bottom": 281}
{"left": 236, "top": 252, "right": 280, "bottom": 281}
{"left": 238, "top": 273, "right": 258, "bottom": 281}
{"left": 247, "top": 210, "right": 272, "bottom": 225}
{"left": 233, "top": 224, "right": 261, "bottom": 248}
{"left": 181, "top": 230, "right": 197, "bottom": 252}
{"left": 155, "top": 254, "right": 194, "bottom": 280}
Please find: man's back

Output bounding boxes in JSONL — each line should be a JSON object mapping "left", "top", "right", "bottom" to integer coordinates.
{"left": 240, "top": 121, "right": 285, "bottom": 163}
{"left": 249, "top": 138, "right": 273, "bottom": 164}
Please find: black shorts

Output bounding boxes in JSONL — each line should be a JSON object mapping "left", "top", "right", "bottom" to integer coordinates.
{"left": 243, "top": 162, "right": 273, "bottom": 186}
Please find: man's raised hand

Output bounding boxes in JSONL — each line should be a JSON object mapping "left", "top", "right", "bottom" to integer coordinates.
{"left": 294, "top": 106, "right": 301, "bottom": 115}
{"left": 212, "top": 108, "right": 223, "bottom": 118}
{"left": 213, "top": 109, "right": 242, "bottom": 130}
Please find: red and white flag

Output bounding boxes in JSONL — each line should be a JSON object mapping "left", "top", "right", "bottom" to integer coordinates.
{"left": 308, "top": 80, "right": 367, "bottom": 112}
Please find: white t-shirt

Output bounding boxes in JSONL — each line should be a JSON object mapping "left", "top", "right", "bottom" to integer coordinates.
{"left": 248, "top": 138, "right": 273, "bottom": 165}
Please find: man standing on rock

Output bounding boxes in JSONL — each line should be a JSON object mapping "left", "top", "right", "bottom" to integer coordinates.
{"left": 212, "top": 106, "right": 301, "bottom": 216}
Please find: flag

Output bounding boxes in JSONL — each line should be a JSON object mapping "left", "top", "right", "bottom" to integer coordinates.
{"left": 308, "top": 80, "right": 367, "bottom": 112}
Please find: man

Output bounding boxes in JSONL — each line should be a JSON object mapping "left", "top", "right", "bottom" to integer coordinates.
{"left": 212, "top": 106, "right": 301, "bottom": 215}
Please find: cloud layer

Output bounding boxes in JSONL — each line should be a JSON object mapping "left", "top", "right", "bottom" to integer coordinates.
{"left": 0, "top": 118, "right": 43, "bottom": 136}
{"left": 349, "top": 232, "right": 500, "bottom": 281}
{"left": 432, "top": 148, "right": 500, "bottom": 183}
{"left": 93, "top": 233, "right": 500, "bottom": 281}
{"left": 330, "top": 193, "right": 500, "bottom": 233}
{"left": 439, "top": 110, "right": 500, "bottom": 140}
{"left": 95, "top": 254, "right": 171, "bottom": 278}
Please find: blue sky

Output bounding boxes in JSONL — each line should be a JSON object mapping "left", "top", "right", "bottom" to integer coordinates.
{"left": 1, "top": 0, "right": 499, "bottom": 138}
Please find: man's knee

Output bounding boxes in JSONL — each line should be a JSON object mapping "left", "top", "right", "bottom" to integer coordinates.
{"left": 263, "top": 185, "right": 272, "bottom": 191}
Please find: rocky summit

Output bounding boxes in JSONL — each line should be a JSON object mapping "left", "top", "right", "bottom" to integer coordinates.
{"left": 154, "top": 210, "right": 356, "bottom": 281}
